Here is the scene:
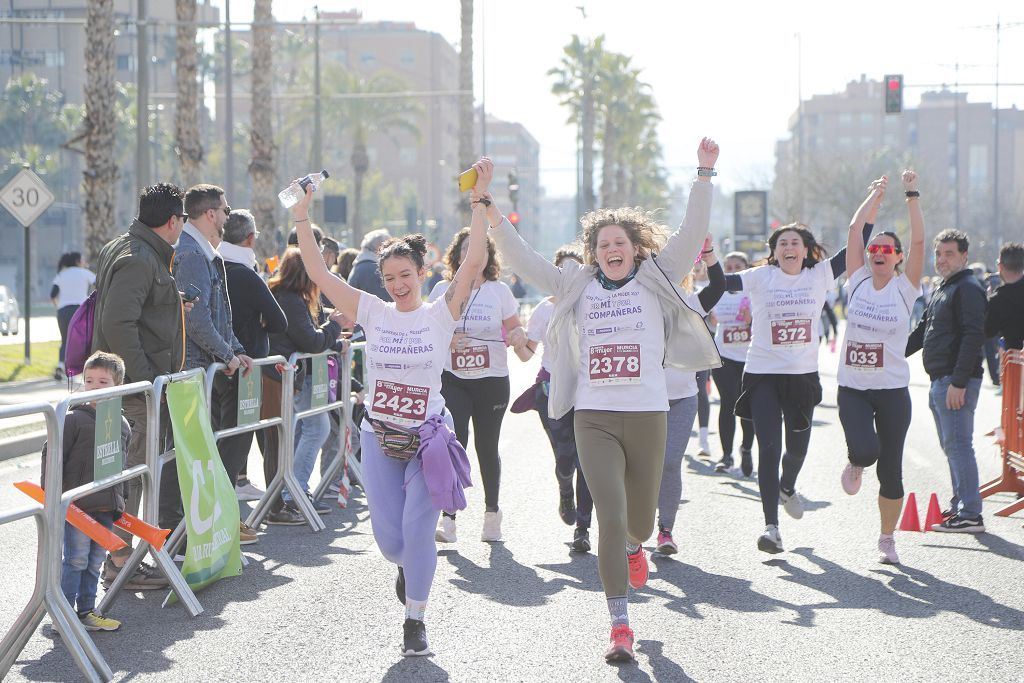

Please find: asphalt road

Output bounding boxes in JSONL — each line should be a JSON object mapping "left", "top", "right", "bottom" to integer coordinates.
{"left": 1, "top": 341, "right": 1021, "bottom": 682}
{"left": 0, "top": 315, "right": 62, "bottom": 347}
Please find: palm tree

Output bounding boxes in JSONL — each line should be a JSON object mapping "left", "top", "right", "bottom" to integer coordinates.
{"left": 248, "top": 0, "right": 276, "bottom": 258}
{"left": 596, "top": 52, "right": 640, "bottom": 207}
{"left": 82, "top": 0, "right": 117, "bottom": 261}
{"left": 174, "top": 0, "right": 203, "bottom": 185}
{"left": 549, "top": 35, "right": 605, "bottom": 215}
{"left": 457, "top": 0, "right": 474, "bottom": 226}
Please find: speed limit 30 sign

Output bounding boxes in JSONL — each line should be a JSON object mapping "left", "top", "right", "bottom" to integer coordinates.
{"left": 0, "top": 168, "right": 55, "bottom": 227}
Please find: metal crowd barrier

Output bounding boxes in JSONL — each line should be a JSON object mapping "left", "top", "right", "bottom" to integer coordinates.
{"left": 310, "top": 342, "right": 364, "bottom": 503}
{"left": 980, "top": 348, "right": 1024, "bottom": 516}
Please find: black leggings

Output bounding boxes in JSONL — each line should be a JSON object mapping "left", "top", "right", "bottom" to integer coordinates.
{"left": 837, "top": 386, "right": 911, "bottom": 500}
{"left": 712, "top": 358, "right": 754, "bottom": 456}
{"left": 696, "top": 369, "right": 710, "bottom": 429}
{"left": 57, "top": 304, "right": 78, "bottom": 364}
{"left": 441, "top": 371, "right": 509, "bottom": 512}
{"left": 749, "top": 377, "right": 815, "bottom": 525}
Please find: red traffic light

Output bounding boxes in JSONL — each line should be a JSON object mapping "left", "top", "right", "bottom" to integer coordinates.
{"left": 507, "top": 211, "right": 521, "bottom": 225}
{"left": 887, "top": 77, "right": 900, "bottom": 90}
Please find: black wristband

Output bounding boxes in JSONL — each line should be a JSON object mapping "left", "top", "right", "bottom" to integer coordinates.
{"left": 702, "top": 248, "right": 714, "bottom": 254}
{"left": 905, "top": 191, "right": 920, "bottom": 198}
{"left": 473, "top": 197, "right": 492, "bottom": 207}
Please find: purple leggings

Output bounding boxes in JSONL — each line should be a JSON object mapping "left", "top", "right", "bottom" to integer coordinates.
{"left": 360, "top": 421, "right": 445, "bottom": 603}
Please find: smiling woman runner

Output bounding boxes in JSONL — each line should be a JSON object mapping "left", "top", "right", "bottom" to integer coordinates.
{"left": 291, "top": 160, "right": 491, "bottom": 657}
{"left": 837, "top": 171, "right": 924, "bottom": 565}
{"left": 726, "top": 200, "right": 874, "bottom": 555}
{"left": 488, "top": 138, "right": 722, "bottom": 663}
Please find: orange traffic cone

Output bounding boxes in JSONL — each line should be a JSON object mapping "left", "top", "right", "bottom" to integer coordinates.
{"left": 923, "top": 493, "right": 944, "bottom": 532}
{"left": 898, "top": 492, "right": 921, "bottom": 532}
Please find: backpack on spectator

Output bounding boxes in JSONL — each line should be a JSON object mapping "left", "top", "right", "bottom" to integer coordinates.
{"left": 64, "top": 290, "right": 98, "bottom": 377}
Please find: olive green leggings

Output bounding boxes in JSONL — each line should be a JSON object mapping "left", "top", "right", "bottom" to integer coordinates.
{"left": 574, "top": 409, "right": 667, "bottom": 597}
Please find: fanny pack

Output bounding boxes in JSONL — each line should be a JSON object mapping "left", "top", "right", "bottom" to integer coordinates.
{"left": 369, "top": 418, "right": 421, "bottom": 461}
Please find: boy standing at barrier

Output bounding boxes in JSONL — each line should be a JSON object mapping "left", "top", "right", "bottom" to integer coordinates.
{"left": 41, "top": 351, "right": 131, "bottom": 631}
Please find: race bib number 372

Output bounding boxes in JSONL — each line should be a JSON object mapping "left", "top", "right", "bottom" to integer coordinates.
{"left": 770, "top": 319, "right": 812, "bottom": 347}
{"left": 588, "top": 344, "right": 641, "bottom": 385}
{"left": 371, "top": 380, "right": 429, "bottom": 426}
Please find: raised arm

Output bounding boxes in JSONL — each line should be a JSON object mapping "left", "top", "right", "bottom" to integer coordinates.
{"left": 292, "top": 184, "right": 360, "bottom": 321}
{"left": 696, "top": 235, "right": 725, "bottom": 312}
{"left": 444, "top": 158, "right": 492, "bottom": 320}
{"left": 847, "top": 177, "right": 886, "bottom": 275}
{"left": 654, "top": 138, "right": 719, "bottom": 281}
{"left": 901, "top": 170, "right": 925, "bottom": 286}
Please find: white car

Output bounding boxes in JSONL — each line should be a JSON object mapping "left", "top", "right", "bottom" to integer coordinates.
{"left": 0, "top": 285, "right": 20, "bottom": 335}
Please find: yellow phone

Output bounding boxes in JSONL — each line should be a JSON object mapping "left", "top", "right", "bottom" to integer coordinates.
{"left": 458, "top": 167, "right": 478, "bottom": 193}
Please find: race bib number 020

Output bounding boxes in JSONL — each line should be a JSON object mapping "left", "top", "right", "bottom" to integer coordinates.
{"left": 770, "top": 319, "right": 812, "bottom": 347}
{"left": 588, "top": 344, "right": 641, "bottom": 386}
{"left": 845, "top": 341, "right": 884, "bottom": 371}
{"left": 723, "top": 324, "right": 751, "bottom": 345}
{"left": 371, "top": 380, "right": 429, "bottom": 426}
{"left": 451, "top": 345, "right": 490, "bottom": 376}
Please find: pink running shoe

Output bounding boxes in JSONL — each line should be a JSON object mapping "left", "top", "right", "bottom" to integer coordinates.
{"left": 604, "top": 624, "right": 635, "bottom": 662}
{"left": 656, "top": 529, "right": 678, "bottom": 555}
{"left": 841, "top": 463, "right": 863, "bottom": 496}
{"left": 627, "top": 547, "right": 649, "bottom": 589}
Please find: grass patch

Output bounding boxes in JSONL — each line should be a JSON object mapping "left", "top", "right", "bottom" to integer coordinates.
{"left": 0, "top": 341, "right": 59, "bottom": 382}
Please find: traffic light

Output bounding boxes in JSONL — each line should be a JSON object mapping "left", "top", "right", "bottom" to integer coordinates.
{"left": 884, "top": 74, "right": 903, "bottom": 114}
{"left": 508, "top": 169, "right": 520, "bottom": 212}
{"left": 507, "top": 211, "right": 520, "bottom": 226}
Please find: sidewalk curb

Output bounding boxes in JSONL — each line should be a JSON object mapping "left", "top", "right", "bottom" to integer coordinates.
{"left": 0, "top": 429, "right": 46, "bottom": 463}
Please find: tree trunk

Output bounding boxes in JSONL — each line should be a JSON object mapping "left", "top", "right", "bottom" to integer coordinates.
{"left": 351, "top": 140, "right": 369, "bottom": 243}
{"left": 249, "top": 0, "right": 277, "bottom": 260}
{"left": 580, "top": 82, "right": 595, "bottom": 214}
{"left": 175, "top": 0, "right": 203, "bottom": 186}
{"left": 600, "top": 119, "right": 616, "bottom": 208}
{"left": 457, "top": 0, "right": 474, "bottom": 228}
{"left": 82, "top": 0, "right": 117, "bottom": 262}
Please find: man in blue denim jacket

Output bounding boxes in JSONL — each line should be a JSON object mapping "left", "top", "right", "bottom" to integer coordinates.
{"left": 174, "top": 184, "right": 257, "bottom": 543}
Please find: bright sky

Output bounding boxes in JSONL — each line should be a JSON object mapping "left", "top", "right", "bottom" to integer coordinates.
{"left": 217, "top": 0, "right": 1024, "bottom": 197}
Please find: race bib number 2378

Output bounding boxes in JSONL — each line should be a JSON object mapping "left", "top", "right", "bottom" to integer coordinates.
{"left": 588, "top": 344, "right": 641, "bottom": 385}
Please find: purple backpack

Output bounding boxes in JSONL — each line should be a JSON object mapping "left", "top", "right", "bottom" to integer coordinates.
{"left": 65, "top": 290, "right": 98, "bottom": 377}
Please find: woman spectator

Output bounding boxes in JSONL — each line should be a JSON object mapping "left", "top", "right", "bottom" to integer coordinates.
{"left": 51, "top": 251, "right": 95, "bottom": 379}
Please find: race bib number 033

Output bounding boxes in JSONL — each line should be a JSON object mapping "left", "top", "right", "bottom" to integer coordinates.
{"left": 371, "top": 380, "right": 429, "bottom": 426}
{"left": 451, "top": 345, "right": 490, "bottom": 376}
{"left": 770, "top": 319, "right": 812, "bottom": 347}
{"left": 588, "top": 344, "right": 641, "bottom": 386}
{"left": 723, "top": 324, "right": 751, "bottom": 345}
{"left": 845, "top": 341, "right": 884, "bottom": 370}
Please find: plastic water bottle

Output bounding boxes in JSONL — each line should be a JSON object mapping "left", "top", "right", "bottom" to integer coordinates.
{"left": 278, "top": 170, "right": 330, "bottom": 209}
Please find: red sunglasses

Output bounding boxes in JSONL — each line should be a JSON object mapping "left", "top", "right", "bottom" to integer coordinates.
{"left": 867, "top": 244, "right": 900, "bottom": 255}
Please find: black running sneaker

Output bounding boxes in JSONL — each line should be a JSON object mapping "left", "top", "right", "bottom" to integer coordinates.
{"left": 395, "top": 566, "right": 406, "bottom": 604}
{"left": 740, "top": 448, "right": 754, "bottom": 478}
{"left": 931, "top": 514, "right": 985, "bottom": 534}
{"left": 571, "top": 526, "right": 591, "bottom": 553}
{"left": 714, "top": 454, "right": 734, "bottom": 473}
{"left": 559, "top": 493, "right": 577, "bottom": 526}
{"left": 402, "top": 618, "right": 430, "bottom": 657}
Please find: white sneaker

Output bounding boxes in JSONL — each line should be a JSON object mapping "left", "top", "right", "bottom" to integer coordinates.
{"left": 840, "top": 463, "right": 863, "bottom": 496}
{"left": 235, "top": 482, "right": 265, "bottom": 502}
{"left": 435, "top": 516, "right": 457, "bottom": 543}
{"left": 481, "top": 510, "right": 503, "bottom": 542}
{"left": 697, "top": 438, "right": 712, "bottom": 459}
{"left": 757, "top": 525, "right": 783, "bottom": 554}
{"left": 779, "top": 490, "right": 805, "bottom": 520}
{"left": 878, "top": 534, "right": 900, "bottom": 564}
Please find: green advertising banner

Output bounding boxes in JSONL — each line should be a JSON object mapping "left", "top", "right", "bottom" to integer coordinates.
{"left": 311, "top": 355, "right": 329, "bottom": 409}
{"left": 93, "top": 397, "right": 124, "bottom": 482}
{"left": 237, "top": 369, "right": 262, "bottom": 426}
{"left": 164, "top": 376, "right": 242, "bottom": 604}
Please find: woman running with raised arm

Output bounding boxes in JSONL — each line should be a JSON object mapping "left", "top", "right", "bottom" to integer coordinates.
{"left": 726, "top": 207, "right": 874, "bottom": 554}
{"left": 487, "top": 138, "right": 721, "bottom": 663}
{"left": 838, "top": 171, "right": 924, "bottom": 564}
{"left": 291, "top": 159, "right": 491, "bottom": 657}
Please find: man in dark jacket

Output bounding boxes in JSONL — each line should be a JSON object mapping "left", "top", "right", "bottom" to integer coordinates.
{"left": 220, "top": 209, "right": 287, "bottom": 501}
{"left": 907, "top": 229, "right": 987, "bottom": 533}
{"left": 985, "top": 242, "right": 1024, "bottom": 352}
{"left": 92, "top": 182, "right": 187, "bottom": 589}
{"left": 347, "top": 228, "right": 391, "bottom": 302}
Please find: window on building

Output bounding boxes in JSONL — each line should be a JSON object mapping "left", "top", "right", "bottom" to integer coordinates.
{"left": 116, "top": 54, "right": 132, "bottom": 71}
{"left": 400, "top": 51, "right": 415, "bottom": 66}
{"left": 360, "top": 52, "right": 376, "bottom": 67}
{"left": 968, "top": 144, "right": 988, "bottom": 187}
{"left": 839, "top": 113, "right": 853, "bottom": 126}
{"left": 860, "top": 112, "right": 875, "bottom": 126}
{"left": 908, "top": 124, "right": 917, "bottom": 146}
{"left": 838, "top": 136, "right": 852, "bottom": 148}
{"left": 399, "top": 147, "right": 417, "bottom": 165}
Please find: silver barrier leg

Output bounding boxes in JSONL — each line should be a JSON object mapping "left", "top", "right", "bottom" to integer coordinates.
{"left": 96, "top": 541, "right": 150, "bottom": 612}
{"left": 46, "top": 586, "right": 110, "bottom": 682}
{"left": 246, "top": 471, "right": 284, "bottom": 528}
{"left": 0, "top": 513, "right": 47, "bottom": 678}
{"left": 148, "top": 544, "right": 204, "bottom": 616}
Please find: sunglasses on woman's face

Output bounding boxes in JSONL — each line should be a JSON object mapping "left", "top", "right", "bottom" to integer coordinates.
{"left": 867, "top": 244, "right": 900, "bottom": 255}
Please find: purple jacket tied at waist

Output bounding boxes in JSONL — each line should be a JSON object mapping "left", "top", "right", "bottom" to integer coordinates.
{"left": 417, "top": 415, "right": 472, "bottom": 513}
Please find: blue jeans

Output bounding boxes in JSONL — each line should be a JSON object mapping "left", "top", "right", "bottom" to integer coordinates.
{"left": 61, "top": 511, "right": 114, "bottom": 615}
{"left": 927, "top": 376, "right": 983, "bottom": 518}
{"left": 285, "top": 376, "right": 331, "bottom": 502}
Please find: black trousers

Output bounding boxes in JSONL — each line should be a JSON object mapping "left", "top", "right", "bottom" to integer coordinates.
{"left": 441, "top": 371, "right": 509, "bottom": 512}
{"left": 211, "top": 372, "right": 252, "bottom": 486}
{"left": 837, "top": 386, "right": 912, "bottom": 500}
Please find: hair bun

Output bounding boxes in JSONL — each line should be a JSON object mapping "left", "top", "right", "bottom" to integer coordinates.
{"left": 404, "top": 233, "right": 428, "bottom": 256}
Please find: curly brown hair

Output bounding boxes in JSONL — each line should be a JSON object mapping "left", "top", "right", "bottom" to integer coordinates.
{"left": 443, "top": 227, "right": 500, "bottom": 281}
{"left": 579, "top": 207, "right": 667, "bottom": 267}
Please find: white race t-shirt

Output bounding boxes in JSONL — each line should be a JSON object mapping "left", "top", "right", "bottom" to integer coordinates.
{"left": 357, "top": 293, "right": 458, "bottom": 428}
{"left": 838, "top": 267, "right": 921, "bottom": 390}
{"left": 713, "top": 291, "right": 753, "bottom": 362}
{"left": 739, "top": 261, "right": 835, "bottom": 375}
{"left": 526, "top": 297, "right": 555, "bottom": 372}
{"left": 52, "top": 267, "right": 96, "bottom": 308}
{"left": 575, "top": 278, "right": 668, "bottom": 412}
{"left": 428, "top": 279, "right": 518, "bottom": 379}
{"left": 665, "top": 290, "right": 705, "bottom": 399}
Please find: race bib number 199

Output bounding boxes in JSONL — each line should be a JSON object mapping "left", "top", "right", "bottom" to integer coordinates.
{"left": 588, "top": 344, "right": 641, "bottom": 386}
{"left": 770, "top": 319, "right": 812, "bottom": 347}
{"left": 371, "top": 380, "right": 429, "bottom": 426}
{"left": 723, "top": 324, "right": 751, "bottom": 345}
